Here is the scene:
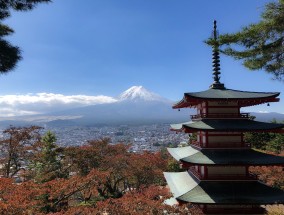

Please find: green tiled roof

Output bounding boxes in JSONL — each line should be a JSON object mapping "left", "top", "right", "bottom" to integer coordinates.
{"left": 171, "top": 119, "right": 284, "bottom": 131}
{"left": 185, "top": 88, "right": 279, "bottom": 99}
{"left": 177, "top": 181, "right": 284, "bottom": 204}
{"left": 177, "top": 147, "right": 284, "bottom": 165}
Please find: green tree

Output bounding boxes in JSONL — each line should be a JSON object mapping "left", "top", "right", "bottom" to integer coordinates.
{"left": 206, "top": 0, "right": 284, "bottom": 80}
{"left": 244, "top": 132, "right": 273, "bottom": 150}
{"left": 32, "top": 131, "right": 64, "bottom": 182}
{"left": 0, "top": 0, "right": 51, "bottom": 74}
{"left": 266, "top": 133, "right": 284, "bottom": 153}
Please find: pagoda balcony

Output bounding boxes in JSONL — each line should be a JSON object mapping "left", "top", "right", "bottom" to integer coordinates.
{"left": 189, "top": 167, "right": 257, "bottom": 181}
{"left": 191, "top": 113, "right": 250, "bottom": 120}
{"left": 189, "top": 167, "right": 202, "bottom": 179}
{"left": 190, "top": 140, "right": 250, "bottom": 148}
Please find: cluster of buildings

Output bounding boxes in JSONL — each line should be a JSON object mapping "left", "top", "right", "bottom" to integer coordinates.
{"left": 48, "top": 124, "right": 188, "bottom": 152}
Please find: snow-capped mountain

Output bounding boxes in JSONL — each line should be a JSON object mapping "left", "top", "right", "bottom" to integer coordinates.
{"left": 0, "top": 86, "right": 189, "bottom": 126}
{"left": 118, "top": 86, "right": 167, "bottom": 102}
{"left": 0, "top": 85, "right": 283, "bottom": 127}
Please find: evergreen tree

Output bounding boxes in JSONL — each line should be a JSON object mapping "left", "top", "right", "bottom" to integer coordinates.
{"left": 33, "top": 131, "right": 63, "bottom": 182}
{"left": 206, "top": 0, "right": 284, "bottom": 80}
{"left": 0, "top": 0, "right": 51, "bottom": 74}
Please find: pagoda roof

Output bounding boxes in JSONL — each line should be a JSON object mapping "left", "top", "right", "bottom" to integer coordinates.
{"left": 171, "top": 119, "right": 284, "bottom": 133}
{"left": 167, "top": 146, "right": 284, "bottom": 165}
{"left": 173, "top": 88, "right": 280, "bottom": 108}
{"left": 164, "top": 172, "right": 284, "bottom": 204}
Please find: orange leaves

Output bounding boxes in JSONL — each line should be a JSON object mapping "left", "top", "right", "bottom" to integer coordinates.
{"left": 0, "top": 126, "right": 43, "bottom": 178}
{"left": 0, "top": 137, "right": 203, "bottom": 214}
{"left": 126, "top": 152, "right": 167, "bottom": 189}
{"left": 86, "top": 186, "right": 174, "bottom": 215}
{"left": 0, "top": 178, "right": 42, "bottom": 214}
{"left": 250, "top": 166, "right": 284, "bottom": 189}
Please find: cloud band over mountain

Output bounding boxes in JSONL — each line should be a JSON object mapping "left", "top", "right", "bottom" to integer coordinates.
{"left": 0, "top": 93, "right": 117, "bottom": 116}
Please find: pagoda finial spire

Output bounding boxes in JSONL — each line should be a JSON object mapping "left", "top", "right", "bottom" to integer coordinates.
{"left": 210, "top": 20, "right": 225, "bottom": 89}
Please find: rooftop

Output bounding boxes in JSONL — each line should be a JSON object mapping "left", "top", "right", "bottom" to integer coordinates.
{"left": 168, "top": 146, "right": 284, "bottom": 165}
{"left": 164, "top": 172, "right": 284, "bottom": 205}
{"left": 171, "top": 119, "right": 284, "bottom": 132}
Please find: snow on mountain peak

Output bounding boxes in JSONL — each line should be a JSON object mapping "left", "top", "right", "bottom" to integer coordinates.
{"left": 118, "top": 86, "right": 166, "bottom": 101}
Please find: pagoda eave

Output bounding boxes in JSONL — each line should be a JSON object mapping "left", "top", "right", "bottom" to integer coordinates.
{"left": 164, "top": 172, "right": 284, "bottom": 205}
{"left": 181, "top": 161, "right": 284, "bottom": 167}
{"left": 182, "top": 127, "right": 284, "bottom": 133}
{"left": 238, "top": 97, "right": 280, "bottom": 107}
{"left": 172, "top": 92, "right": 280, "bottom": 109}
{"left": 170, "top": 126, "right": 284, "bottom": 134}
{"left": 179, "top": 181, "right": 284, "bottom": 205}
{"left": 171, "top": 119, "right": 284, "bottom": 133}
{"left": 172, "top": 96, "right": 198, "bottom": 109}
{"left": 168, "top": 146, "right": 284, "bottom": 166}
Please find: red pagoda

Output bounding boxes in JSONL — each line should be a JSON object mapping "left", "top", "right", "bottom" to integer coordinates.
{"left": 164, "top": 21, "right": 284, "bottom": 214}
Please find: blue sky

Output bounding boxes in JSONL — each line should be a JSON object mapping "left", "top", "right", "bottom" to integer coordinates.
{"left": 0, "top": 0, "right": 283, "bottom": 115}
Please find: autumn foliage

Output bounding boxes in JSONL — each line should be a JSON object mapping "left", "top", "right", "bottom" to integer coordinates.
{"left": 0, "top": 126, "right": 282, "bottom": 214}
{"left": 0, "top": 127, "right": 202, "bottom": 214}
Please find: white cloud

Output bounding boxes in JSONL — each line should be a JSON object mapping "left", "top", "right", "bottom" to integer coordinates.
{"left": 0, "top": 93, "right": 117, "bottom": 116}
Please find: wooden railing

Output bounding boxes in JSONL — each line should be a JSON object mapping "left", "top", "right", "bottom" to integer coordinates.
{"left": 189, "top": 167, "right": 202, "bottom": 179}
{"left": 191, "top": 113, "right": 250, "bottom": 120}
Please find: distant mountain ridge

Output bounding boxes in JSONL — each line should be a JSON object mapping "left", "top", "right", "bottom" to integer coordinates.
{"left": 0, "top": 86, "right": 283, "bottom": 127}
{"left": 46, "top": 86, "right": 189, "bottom": 126}
{"left": 0, "top": 86, "right": 190, "bottom": 127}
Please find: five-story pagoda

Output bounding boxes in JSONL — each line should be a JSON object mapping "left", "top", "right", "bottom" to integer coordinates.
{"left": 164, "top": 21, "right": 284, "bottom": 214}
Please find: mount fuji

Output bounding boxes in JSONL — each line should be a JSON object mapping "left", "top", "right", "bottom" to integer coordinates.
{"left": 118, "top": 86, "right": 168, "bottom": 102}
{"left": 52, "top": 86, "right": 189, "bottom": 126}
{"left": 0, "top": 86, "right": 283, "bottom": 127}
{"left": 44, "top": 86, "right": 189, "bottom": 126}
{"left": 0, "top": 86, "right": 190, "bottom": 127}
